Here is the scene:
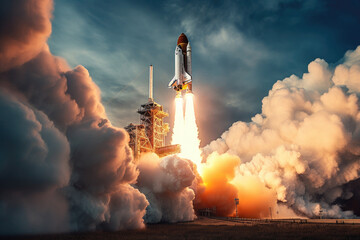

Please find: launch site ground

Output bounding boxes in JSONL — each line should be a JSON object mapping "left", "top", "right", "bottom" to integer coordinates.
{"left": 5, "top": 217, "right": 360, "bottom": 240}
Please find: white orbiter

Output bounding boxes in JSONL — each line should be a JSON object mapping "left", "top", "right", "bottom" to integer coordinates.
{"left": 168, "top": 33, "right": 192, "bottom": 94}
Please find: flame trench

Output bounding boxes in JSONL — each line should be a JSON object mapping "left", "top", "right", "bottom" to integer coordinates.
{"left": 172, "top": 93, "right": 202, "bottom": 172}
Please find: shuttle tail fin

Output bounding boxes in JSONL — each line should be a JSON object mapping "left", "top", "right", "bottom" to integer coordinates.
{"left": 183, "top": 71, "right": 192, "bottom": 84}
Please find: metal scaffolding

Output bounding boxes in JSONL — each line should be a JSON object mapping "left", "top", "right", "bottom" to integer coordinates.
{"left": 124, "top": 123, "right": 152, "bottom": 161}
{"left": 137, "top": 100, "right": 169, "bottom": 149}
{"left": 125, "top": 65, "right": 180, "bottom": 161}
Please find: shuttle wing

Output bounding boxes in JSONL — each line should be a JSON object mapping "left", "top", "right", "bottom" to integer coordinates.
{"left": 168, "top": 76, "right": 178, "bottom": 88}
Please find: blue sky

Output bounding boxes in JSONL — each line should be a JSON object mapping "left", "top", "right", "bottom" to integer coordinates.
{"left": 49, "top": 0, "right": 360, "bottom": 145}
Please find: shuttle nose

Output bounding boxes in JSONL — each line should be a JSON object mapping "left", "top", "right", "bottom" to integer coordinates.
{"left": 177, "top": 33, "right": 188, "bottom": 45}
{"left": 177, "top": 33, "right": 188, "bottom": 52}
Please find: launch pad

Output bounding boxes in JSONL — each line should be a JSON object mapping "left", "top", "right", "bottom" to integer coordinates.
{"left": 125, "top": 65, "right": 180, "bottom": 161}
{"left": 24, "top": 217, "right": 360, "bottom": 239}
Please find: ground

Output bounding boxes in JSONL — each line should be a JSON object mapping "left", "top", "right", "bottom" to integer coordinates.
{"left": 3, "top": 217, "right": 360, "bottom": 240}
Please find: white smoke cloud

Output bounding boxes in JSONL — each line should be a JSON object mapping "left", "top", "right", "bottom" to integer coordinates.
{"left": 0, "top": 0, "right": 150, "bottom": 234}
{"left": 203, "top": 45, "right": 360, "bottom": 218}
{"left": 136, "top": 153, "right": 196, "bottom": 223}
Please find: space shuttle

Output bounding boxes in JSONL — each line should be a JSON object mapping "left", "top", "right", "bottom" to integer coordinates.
{"left": 168, "top": 33, "right": 192, "bottom": 94}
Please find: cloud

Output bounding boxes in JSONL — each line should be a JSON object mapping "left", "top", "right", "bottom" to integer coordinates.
{"left": 203, "top": 45, "right": 360, "bottom": 218}
{"left": 0, "top": 0, "right": 52, "bottom": 72}
{"left": 0, "top": 88, "right": 70, "bottom": 234}
{"left": 199, "top": 26, "right": 269, "bottom": 67}
{"left": 136, "top": 153, "right": 196, "bottom": 223}
{"left": 0, "top": 0, "right": 149, "bottom": 234}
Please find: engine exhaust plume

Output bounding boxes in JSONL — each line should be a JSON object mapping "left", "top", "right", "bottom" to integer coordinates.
{"left": 171, "top": 96, "right": 185, "bottom": 145}
{"left": 182, "top": 93, "right": 202, "bottom": 169}
{"left": 171, "top": 93, "right": 203, "bottom": 172}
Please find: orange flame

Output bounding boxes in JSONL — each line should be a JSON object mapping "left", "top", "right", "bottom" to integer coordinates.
{"left": 171, "top": 93, "right": 203, "bottom": 172}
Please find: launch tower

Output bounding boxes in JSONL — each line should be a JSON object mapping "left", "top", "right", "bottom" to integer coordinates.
{"left": 125, "top": 65, "right": 180, "bottom": 161}
{"left": 138, "top": 100, "right": 169, "bottom": 149}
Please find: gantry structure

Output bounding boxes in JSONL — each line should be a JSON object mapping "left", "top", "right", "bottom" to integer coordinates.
{"left": 125, "top": 65, "right": 180, "bottom": 161}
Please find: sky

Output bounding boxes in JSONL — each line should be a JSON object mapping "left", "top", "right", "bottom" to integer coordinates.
{"left": 49, "top": 0, "right": 360, "bottom": 146}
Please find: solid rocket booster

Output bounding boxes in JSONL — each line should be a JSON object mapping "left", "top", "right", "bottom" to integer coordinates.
{"left": 168, "top": 33, "right": 192, "bottom": 93}
{"left": 186, "top": 42, "right": 192, "bottom": 92}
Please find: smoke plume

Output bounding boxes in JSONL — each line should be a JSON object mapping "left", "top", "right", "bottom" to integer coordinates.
{"left": 136, "top": 153, "right": 196, "bottom": 223}
{"left": 202, "top": 47, "right": 360, "bottom": 218}
{"left": 0, "top": 88, "right": 70, "bottom": 234}
{"left": 0, "top": 0, "right": 149, "bottom": 234}
{"left": 0, "top": 0, "right": 52, "bottom": 72}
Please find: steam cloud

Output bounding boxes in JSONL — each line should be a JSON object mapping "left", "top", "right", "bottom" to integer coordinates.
{"left": 0, "top": 0, "right": 149, "bottom": 234}
{"left": 0, "top": 0, "right": 52, "bottom": 72}
{"left": 136, "top": 153, "right": 196, "bottom": 223}
{"left": 202, "top": 47, "right": 360, "bottom": 218}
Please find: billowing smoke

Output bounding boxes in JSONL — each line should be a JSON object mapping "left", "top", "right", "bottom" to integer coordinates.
{"left": 136, "top": 153, "right": 196, "bottom": 223}
{"left": 0, "top": 0, "right": 52, "bottom": 72}
{"left": 195, "top": 152, "right": 277, "bottom": 218}
{"left": 0, "top": 88, "right": 70, "bottom": 234}
{"left": 0, "top": 0, "right": 149, "bottom": 234}
{"left": 202, "top": 46, "right": 360, "bottom": 218}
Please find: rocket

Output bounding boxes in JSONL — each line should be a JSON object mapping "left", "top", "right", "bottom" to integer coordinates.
{"left": 168, "top": 33, "right": 192, "bottom": 94}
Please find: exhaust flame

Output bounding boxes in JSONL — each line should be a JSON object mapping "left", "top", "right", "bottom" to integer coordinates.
{"left": 171, "top": 96, "right": 185, "bottom": 145}
{"left": 172, "top": 93, "right": 202, "bottom": 172}
{"left": 183, "top": 93, "right": 202, "bottom": 168}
